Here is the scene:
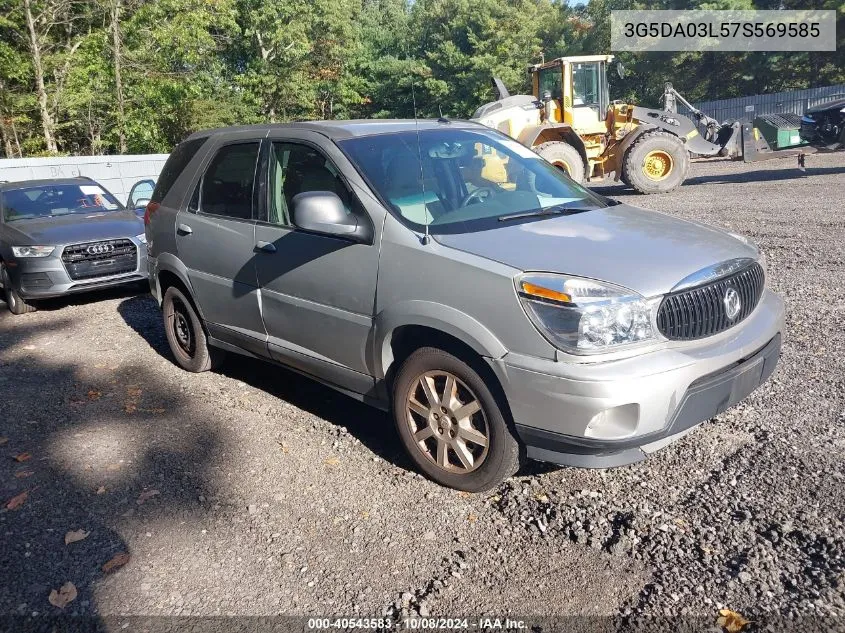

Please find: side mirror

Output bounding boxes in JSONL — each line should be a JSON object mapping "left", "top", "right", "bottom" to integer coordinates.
{"left": 133, "top": 197, "right": 151, "bottom": 208}
{"left": 291, "top": 191, "right": 370, "bottom": 243}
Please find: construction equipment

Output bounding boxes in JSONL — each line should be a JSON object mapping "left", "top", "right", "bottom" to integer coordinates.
{"left": 662, "top": 82, "right": 820, "bottom": 165}
{"left": 471, "top": 55, "right": 724, "bottom": 194}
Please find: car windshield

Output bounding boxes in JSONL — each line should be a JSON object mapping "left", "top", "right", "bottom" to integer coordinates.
{"left": 338, "top": 128, "right": 609, "bottom": 234}
{"left": 1, "top": 183, "right": 123, "bottom": 222}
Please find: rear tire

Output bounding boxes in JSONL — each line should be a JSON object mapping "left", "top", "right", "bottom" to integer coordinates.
{"left": 162, "top": 285, "right": 224, "bottom": 372}
{"left": 622, "top": 131, "right": 689, "bottom": 194}
{"left": 1, "top": 263, "right": 36, "bottom": 315}
{"left": 535, "top": 141, "right": 586, "bottom": 183}
{"left": 392, "top": 347, "right": 519, "bottom": 492}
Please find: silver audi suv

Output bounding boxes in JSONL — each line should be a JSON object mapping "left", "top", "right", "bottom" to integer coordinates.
{"left": 145, "top": 120, "right": 784, "bottom": 491}
{"left": 0, "top": 178, "right": 148, "bottom": 314}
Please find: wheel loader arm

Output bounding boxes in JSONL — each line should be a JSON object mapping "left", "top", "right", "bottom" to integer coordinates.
{"left": 630, "top": 106, "right": 722, "bottom": 157}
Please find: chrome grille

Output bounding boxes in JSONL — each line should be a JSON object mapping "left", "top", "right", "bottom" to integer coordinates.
{"left": 61, "top": 239, "right": 137, "bottom": 281}
{"left": 657, "top": 262, "right": 765, "bottom": 341}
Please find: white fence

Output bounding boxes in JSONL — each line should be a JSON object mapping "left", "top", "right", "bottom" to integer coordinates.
{"left": 0, "top": 154, "right": 169, "bottom": 205}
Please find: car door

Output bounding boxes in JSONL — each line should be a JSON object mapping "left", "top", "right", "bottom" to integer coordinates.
{"left": 175, "top": 139, "right": 266, "bottom": 356}
{"left": 252, "top": 136, "right": 380, "bottom": 395}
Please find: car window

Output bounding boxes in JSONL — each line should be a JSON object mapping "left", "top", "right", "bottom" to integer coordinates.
{"left": 200, "top": 143, "right": 260, "bottom": 220}
{"left": 538, "top": 65, "right": 562, "bottom": 99}
{"left": 1, "top": 183, "right": 123, "bottom": 222}
{"left": 128, "top": 179, "right": 155, "bottom": 207}
{"left": 151, "top": 136, "right": 208, "bottom": 204}
{"left": 573, "top": 63, "right": 599, "bottom": 107}
{"left": 267, "top": 142, "right": 354, "bottom": 226}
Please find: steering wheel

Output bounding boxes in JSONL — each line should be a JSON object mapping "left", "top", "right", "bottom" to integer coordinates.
{"left": 459, "top": 187, "right": 494, "bottom": 208}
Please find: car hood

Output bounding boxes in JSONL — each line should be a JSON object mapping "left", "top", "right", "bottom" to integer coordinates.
{"left": 433, "top": 204, "right": 758, "bottom": 297}
{"left": 805, "top": 98, "right": 845, "bottom": 115}
{"left": 5, "top": 211, "right": 143, "bottom": 246}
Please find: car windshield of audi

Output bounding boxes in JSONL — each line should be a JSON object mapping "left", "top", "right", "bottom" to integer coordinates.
{"left": 0, "top": 178, "right": 148, "bottom": 315}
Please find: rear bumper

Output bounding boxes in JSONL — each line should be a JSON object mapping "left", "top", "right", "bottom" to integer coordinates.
{"left": 516, "top": 333, "right": 780, "bottom": 468}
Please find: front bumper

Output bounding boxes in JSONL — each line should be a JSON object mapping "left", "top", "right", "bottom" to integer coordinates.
{"left": 492, "top": 288, "right": 784, "bottom": 468}
{"left": 5, "top": 238, "right": 149, "bottom": 300}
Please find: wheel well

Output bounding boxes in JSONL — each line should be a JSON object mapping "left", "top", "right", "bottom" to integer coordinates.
{"left": 156, "top": 269, "right": 207, "bottom": 325}
{"left": 157, "top": 269, "right": 189, "bottom": 298}
{"left": 384, "top": 325, "right": 514, "bottom": 426}
{"left": 534, "top": 128, "right": 588, "bottom": 165}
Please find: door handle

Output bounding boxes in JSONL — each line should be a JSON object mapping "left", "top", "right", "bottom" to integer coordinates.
{"left": 255, "top": 241, "right": 276, "bottom": 253}
{"left": 177, "top": 223, "right": 193, "bottom": 235}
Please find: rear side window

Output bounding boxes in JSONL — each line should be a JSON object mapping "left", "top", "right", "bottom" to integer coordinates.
{"left": 200, "top": 143, "right": 260, "bottom": 220}
{"left": 151, "top": 136, "right": 208, "bottom": 204}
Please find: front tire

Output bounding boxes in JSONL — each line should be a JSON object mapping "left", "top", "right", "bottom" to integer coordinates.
{"left": 1, "top": 263, "right": 36, "bottom": 315}
{"left": 534, "top": 141, "right": 586, "bottom": 183}
{"left": 162, "top": 285, "right": 224, "bottom": 372}
{"left": 622, "top": 131, "right": 690, "bottom": 194}
{"left": 392, "top": 347, "right": 519, "bottom": 492}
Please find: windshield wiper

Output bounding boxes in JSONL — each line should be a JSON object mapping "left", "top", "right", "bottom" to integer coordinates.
{"left": 498, "top": 204, "right": 594, "bottom": 222}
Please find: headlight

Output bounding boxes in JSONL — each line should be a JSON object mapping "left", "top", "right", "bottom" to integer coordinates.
{"left": 516, "top": 273, "right": 659, "bottom": 354}
{"left": 12, "top": 245, "right": 55, "bottom": 258}
{"left": 136, "top": 233, "right": 147, "bottom": 244}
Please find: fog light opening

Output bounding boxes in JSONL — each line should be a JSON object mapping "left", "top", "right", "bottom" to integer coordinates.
{"left": 584, "top": 403, "right": 640, "bottom": 440}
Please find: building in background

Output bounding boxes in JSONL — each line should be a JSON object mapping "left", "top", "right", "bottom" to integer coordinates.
{"left": 0, "top": 154, "right": 168, "bottom": 205}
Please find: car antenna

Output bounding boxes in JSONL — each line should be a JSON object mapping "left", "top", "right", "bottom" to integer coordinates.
{"left": 410, "top": 68, "right": 430, "bottom": 245}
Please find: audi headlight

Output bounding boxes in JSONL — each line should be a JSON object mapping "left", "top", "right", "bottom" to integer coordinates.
{"left": 12, "top": 245, "right": 55, "bottom": 258}
{"left": 516, "top": 273, "right": 659, "bottom": 354}
{"left": 135, "top": 233, "right": 147, "bottom": 245}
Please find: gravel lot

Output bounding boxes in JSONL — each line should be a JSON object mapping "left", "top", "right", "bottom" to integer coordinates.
{"left": 0, "top": 153, "right": 843, "bottom": 629}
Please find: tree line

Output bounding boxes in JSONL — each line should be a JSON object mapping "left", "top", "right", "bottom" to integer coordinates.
{"left": 0, "top": 0, "right": 842, "bottom": 157}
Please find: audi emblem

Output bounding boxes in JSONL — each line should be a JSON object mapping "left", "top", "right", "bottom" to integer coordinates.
{"left": 86, "top": 243, "right": 115, "bottom": 255}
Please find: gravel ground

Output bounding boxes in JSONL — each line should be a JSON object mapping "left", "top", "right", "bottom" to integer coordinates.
{"left": 0, "top": 153, "right": 843, "bottom": 630}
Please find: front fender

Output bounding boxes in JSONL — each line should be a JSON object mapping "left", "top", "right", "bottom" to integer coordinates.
{"left": 517, "top": 124, "right": 588, "bottom": 158}
{"left": 373, "top": 301, "right": 509, "bottom": 380}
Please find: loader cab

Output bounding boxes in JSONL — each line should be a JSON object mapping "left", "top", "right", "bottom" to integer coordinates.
{"left": 530, "top": 55, "right": 613, "bottom": 136}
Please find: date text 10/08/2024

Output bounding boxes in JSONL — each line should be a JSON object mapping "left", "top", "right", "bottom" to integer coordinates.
{"left": 307, "top": 617, "right": 529, "bottom": 630}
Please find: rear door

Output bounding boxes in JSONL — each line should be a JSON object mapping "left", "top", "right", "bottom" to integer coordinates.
{"left": 175, "top": 138, "right": 266, "bottom": 356}
{"left": 252, "top": 133, "right": 382, "bottom": 394}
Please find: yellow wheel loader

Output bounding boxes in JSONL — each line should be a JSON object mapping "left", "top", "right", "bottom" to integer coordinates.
{"left": 471, "top": 55, "right": 724, "bottom": 194}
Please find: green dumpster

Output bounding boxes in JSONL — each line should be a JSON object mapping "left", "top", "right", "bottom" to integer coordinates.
{"left": 753, "top": 113, "right": 806, "bottom": 149}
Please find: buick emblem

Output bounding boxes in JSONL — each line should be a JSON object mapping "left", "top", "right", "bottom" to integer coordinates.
{"left": 723, "top": 287, "right": 741, "bottom": 320}
{"left": 86, "top": 243, "right": 114, "bottom": 255}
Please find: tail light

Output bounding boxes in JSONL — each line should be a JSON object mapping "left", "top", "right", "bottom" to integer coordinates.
{"left": 143, "top": 201, "right": 160, "bottom": 226}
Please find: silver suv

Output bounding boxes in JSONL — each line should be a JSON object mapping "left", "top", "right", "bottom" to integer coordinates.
{"left": 145, "top": 120, "right": 784, "bottom": 491}
{"left": 0, "top": 178, "right": 148, "bottom": 314}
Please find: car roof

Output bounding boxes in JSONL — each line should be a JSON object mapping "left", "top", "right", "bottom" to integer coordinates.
{"left": 184, "top": 119, "right": 487, "bottom": 142}
{"left": 0, "top": 177, "right": 99, "bottom": 192}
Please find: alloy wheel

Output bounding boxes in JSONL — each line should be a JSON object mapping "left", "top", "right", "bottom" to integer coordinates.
{"left": 404, "top": 370, "right": 490, "bottom": 473}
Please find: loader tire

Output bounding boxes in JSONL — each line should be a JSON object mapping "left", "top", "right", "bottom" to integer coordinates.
{"left": 622, "top": 131, "right": 689, "bottom": 194}
{"left": 535, "top": 141, "right": 586, "bottom": 183}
